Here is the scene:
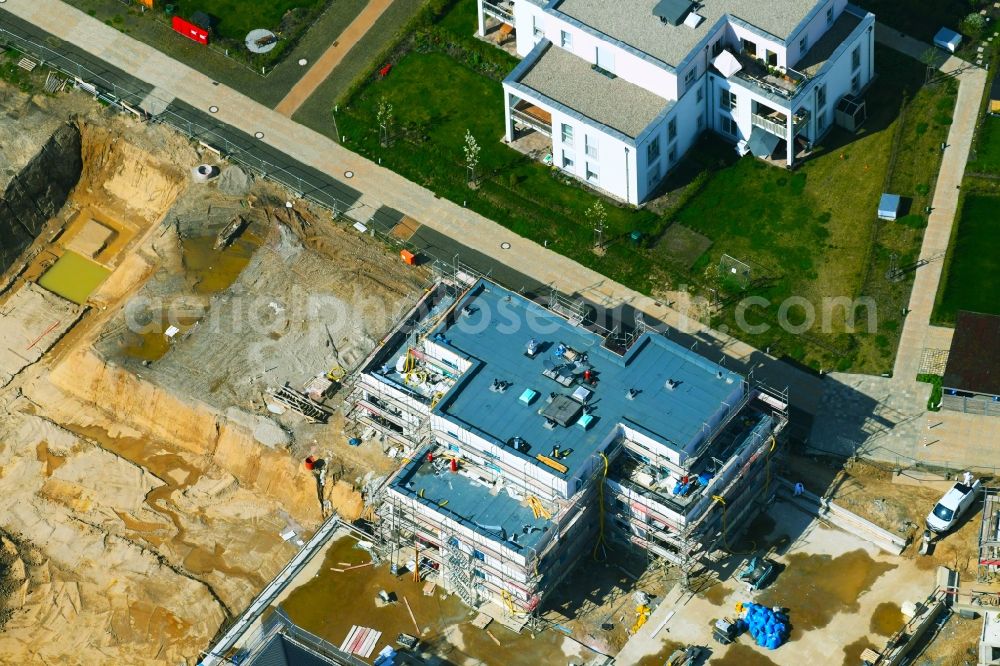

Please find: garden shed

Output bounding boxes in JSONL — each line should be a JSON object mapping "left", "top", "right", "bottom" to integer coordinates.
{"left": 933, "top": 27, "right": 962, "bottom": 53}
{"left": 877, "top": 193, "right": 901, "bottom": 220}
{"left": 835, "top": 94, "right": 867, "bottom": 131}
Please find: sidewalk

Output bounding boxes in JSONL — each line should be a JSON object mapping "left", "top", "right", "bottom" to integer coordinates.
{"left": 274, "top": 0, "right": 395, "bottom": 116}
{"left": 0, "top": 0, "right": 826, "bottom": 414}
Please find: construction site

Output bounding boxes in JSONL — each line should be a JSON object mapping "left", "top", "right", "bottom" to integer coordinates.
{"left": 0, "top": 76, "right": 996, "bottom": 666}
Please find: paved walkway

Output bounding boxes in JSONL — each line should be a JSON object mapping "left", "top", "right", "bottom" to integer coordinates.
{"left": 274, "top": 0, "right": 395, "bottom": 116}
{"left": 874, "top": 25, "right": 988, "bottom": 382}
{"left": 807, "top": 26, "right": 997, "bottom": 468}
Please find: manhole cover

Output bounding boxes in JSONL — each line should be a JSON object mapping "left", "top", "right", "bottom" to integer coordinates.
{"left": 254, "top": 131, "right": 264, "bottom": 139}
{"left": 298, "top": 58, "right": 308, "bottom": 66}
{"left": 209, "top": 105, "right": 219, "bottom": 113}
{"left": 344, "top": 170, "right": 354, "bottom": 179}
{"left": 501, "top": 242, "right": 511, "bottom": 250}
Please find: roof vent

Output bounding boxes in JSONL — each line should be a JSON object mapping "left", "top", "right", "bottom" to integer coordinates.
{"left": 684, "top": 12, "right": 704, "bottom": 29}
{"left": 626, "top": 388, "right": 638, "bottom": 400}
{"left": 665, "top": 378, "right": 678, "bottom": 390}
{"left": 716, "top": 371, "right": 724, "bottom": 379}
{"left": 653, "top": 0, "right": 693, "bottom": 26}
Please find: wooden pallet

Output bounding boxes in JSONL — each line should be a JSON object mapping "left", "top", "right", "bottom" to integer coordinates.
{"left": 17, "top": 58, "right": 37, "bottom": 72}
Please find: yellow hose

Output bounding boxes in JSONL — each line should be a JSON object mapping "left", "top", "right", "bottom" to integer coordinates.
{"left": 593, "top": 453, "right": 609, "bottom": 562}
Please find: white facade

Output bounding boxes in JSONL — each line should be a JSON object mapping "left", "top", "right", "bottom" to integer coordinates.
{"left": 483, "top": 0, "right": 876, "bottom": 204}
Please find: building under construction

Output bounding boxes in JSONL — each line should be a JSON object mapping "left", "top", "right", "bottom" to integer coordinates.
{"left": 346, "top": 278, "right": 788, "bottom": 619}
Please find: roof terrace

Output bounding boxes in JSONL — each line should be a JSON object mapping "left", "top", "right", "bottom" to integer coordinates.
{"left": 391, "top": 453, "right": 552, "bottom": 552}
{"left": 430, "top": 281, "right": 746, "bottom": 480}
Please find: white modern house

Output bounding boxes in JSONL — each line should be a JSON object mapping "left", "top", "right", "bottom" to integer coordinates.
{"left": 479, "top": 0, "right": 876, "bottom": 204}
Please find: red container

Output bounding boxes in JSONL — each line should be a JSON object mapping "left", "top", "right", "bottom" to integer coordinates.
{"left": 172, "top": 16, "right": 209, "bottom": 45}
{"left": 304, "top": 456, "right": 316, "bottom": 470}
{"left": 426, "top": 452, "right": 434, "bottom": 462}
{"left": 450, "top": 458, "right": 458, "bottom": 472}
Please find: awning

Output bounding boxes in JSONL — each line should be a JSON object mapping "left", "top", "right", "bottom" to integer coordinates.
{"left": 746, "top": 128, "right": 781, "bottom": 158}
{"left": 712, "top": 50, "right": 742, "bottom": 78}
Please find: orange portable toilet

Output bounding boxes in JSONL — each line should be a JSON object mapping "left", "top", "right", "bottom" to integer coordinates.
{"left": 400, "top": 249, "right": 417, "bottom": 265}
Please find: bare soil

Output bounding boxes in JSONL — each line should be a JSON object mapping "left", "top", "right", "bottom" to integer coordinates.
{"left": 0, "top": 83, "right": 428, "bottom": 663}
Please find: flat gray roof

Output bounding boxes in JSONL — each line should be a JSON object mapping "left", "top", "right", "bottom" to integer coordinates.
{"left": 796, "top": 10, "right": 862, "bottom": 76}
{"left": 516, "top": 44, "right": 668, "bottom": 137}
{"left": 554, "top": 0, "right": 820, "bottom": 67}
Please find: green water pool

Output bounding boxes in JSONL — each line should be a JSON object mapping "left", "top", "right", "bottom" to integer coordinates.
{"left": 37, "top": 251, "right": 112, "bottom": 305}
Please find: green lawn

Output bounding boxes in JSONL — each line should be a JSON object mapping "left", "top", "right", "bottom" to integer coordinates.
{"left": 969, "top": 115, "right": 1000, "bottom": 175}
{"left": 172, "top": 0, "right": 327, "bottom": 40}
{"left": 338, "top": 50, "right": 661, "bottom": 290}
{"left": 933, "top": 195, "right": 1000, "bottom": 323}
{"left": 333, "top": 3, "right": 954, "bottom": 373}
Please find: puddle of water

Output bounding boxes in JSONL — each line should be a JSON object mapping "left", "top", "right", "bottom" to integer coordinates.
{"left": 713, "top": 643, "right": 779, "bottom": 665}
{"left": 634, "top": 639, "right": 684, "bottom": 666}
{"left": 280, "top": 536, "right": 469, "bottom": 650}
{"left": 842, "top": 636, "right": 879, "bottom": 666}
{"left": 37, "top": 250, "right": 112, "bottom": 304}
{"left": 702, "top": 582, "right": 730, "bottom": 606}
{"left": 35, "top": 441, "right": 67, "bottom": 477}
{"left": 279, "top": 536, "right": 599, "bottom": 666}
{"left": 757, "top": 549, "right": 895, "bottom": 639}
{"left": 181, "top": 232, "right": 260, "bottom": 294}
{"left": 870, "top": 601, "right": 903, "bottom": 636}
{"left": 121, "top": 313, "right": 202, "bottom": 362}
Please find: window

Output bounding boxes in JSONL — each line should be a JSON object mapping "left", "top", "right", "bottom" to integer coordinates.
{"left": 719, "top": 114, "right": 737, "bottom": 135}
{"left": 561, "top": 123, "right": 574, "bottom": 146}
{"left": 668, "top": 146, "right": 677, "bottom": 165}
{"left": 532, "top": 15, "right": 542, "bottom": 38}
{"left": 817, "top": 108, "right": 828, "bottom": 132}
{"left": 720, "top": 89, "right": 737, "bottom": 110}
{"left": 684, "top": 67, "right": 696, "bottom": 86}
{"left": 596, "top": 45, "right": 614, "bottom": 73}
{"left": 562, "top": 150, "right": 574, "bottom": 169}
{"left": 852, "top": 45, "right": 861, "bottom": 71}
{"left": 851, "top": 71, "right": 860, "bottom": 93}
{"left": 473, "top": 549, "right": 486, "bottom": 561}
{"left": 798, "top": 34, "right": 809, "bottom": 53}
{"left": 696, "top": 85, "right": 704, "bottom": 103}
{"left": 473, "top": 569, "right": 486, "bottom": 579}
{"left": 647, "top": 135, "right": 660, "bottom": 162}
{"left": 711, "top": 39, "right": 723, "bottom": 57}
{"left": 766, "top": 49, "right": 778, "bottom": 67}
{"left": 647, "top": 161, "right": 661, "bottom": 189}
{"left": 668, "top": 117, "right": 677, "bottom": 141}
{"left": 826, "top": 6, "right": 834, "bottom": 25}
{"left": 586, "top": 162, "right": 599, "bottom": 183}
{"left": 585, "top": 135, "right": 598, "bottom": 158}
{"left": 697, "top": 113, "right": 705, "bottom": 130}
{"left": 560, "top": 30, "right": 572, "bottom": 49}
{"left": 816, "top": 83, "right": 826, "bottom": 108}
{"left": 742, "top": 38, "right": 757, "bottom": 58}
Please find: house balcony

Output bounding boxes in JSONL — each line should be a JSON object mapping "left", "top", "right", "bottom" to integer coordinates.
{"left": 750, "top": 108, "right": 810, "bottom": 138}
{"left": 511, "top": 101, "right": 552, "bottom": 136}
{"left": 482, "top": 0, "right": 514, "bottom": 25}
{"left": 729, "top": 50, "right": 809, "bottom": 102}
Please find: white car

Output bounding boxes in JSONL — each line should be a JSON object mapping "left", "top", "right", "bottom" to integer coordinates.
{"left": 926, "top": 478, "right": 981, "bottom": 533}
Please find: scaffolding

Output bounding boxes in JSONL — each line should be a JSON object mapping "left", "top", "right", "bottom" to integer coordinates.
{"left": 979, "top": 488, "right": 1000, "bottom": 583}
